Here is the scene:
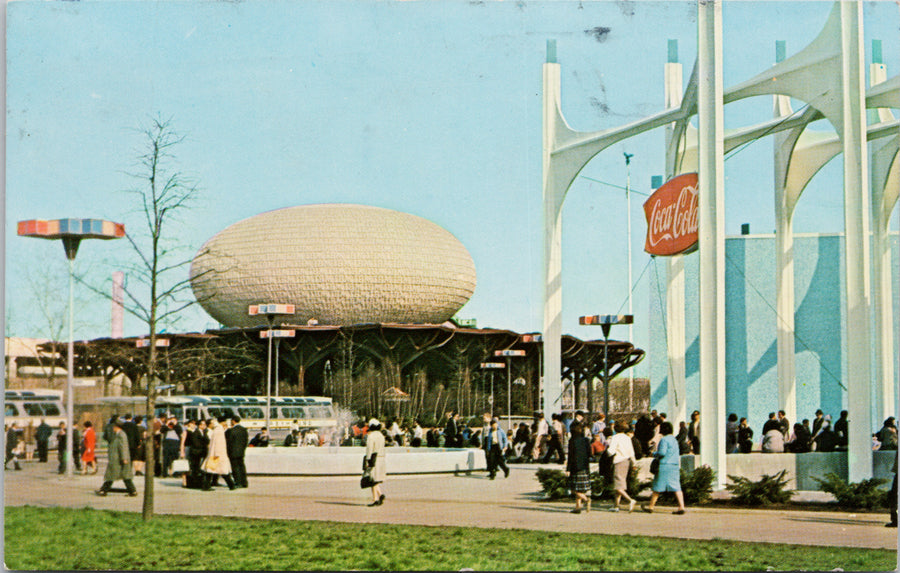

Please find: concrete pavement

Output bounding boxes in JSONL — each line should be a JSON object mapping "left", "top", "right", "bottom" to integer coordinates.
{"left": 4, "top": 460, "right": 898, "bottom": 551}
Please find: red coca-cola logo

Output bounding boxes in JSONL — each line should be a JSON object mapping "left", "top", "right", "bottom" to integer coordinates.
{"left": 643, "top": 173, "right": 699, "bottom": 256}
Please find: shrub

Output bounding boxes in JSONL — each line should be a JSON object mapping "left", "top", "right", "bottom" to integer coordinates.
{"left": 813, "top": 472, "right": 889, "bottom": 510}
{"left": 680, "top": 465, "right": 716, "bottom": 505}
{"left": 535, "top": 468, "right": 570, "bottom": 500}
{"left": 535, "top": 465, "right": 643, "bottom": 501}
{"left": 726, "top": 469, "right": 795, "bottom": 506}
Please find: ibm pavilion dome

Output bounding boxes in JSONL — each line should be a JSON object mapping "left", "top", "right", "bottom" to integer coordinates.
{"left": 189, "top": 204, "right": 477, "bottom": 328}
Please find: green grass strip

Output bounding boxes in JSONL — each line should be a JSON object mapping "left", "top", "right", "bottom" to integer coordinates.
{"left": 5, "top": 505, "right": 897, "bottom": 571}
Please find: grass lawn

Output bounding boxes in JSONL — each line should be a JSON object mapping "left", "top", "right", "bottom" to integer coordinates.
{"left": 5, "top": 505, "right": 897, "bottom": 571}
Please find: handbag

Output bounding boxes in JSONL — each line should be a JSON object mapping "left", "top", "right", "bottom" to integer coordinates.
{"left": 360, "top": 467, "right": 375, "bottom": 489}
{"left": 650, "top": 457, "right": 660, "bottom": 475}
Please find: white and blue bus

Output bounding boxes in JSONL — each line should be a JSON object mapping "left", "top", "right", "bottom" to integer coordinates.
{"left": 152, "top": 395, "right": 337, "bottom": 431}
{"left": 4, "top": 389, "right": 66, "bottom": 428}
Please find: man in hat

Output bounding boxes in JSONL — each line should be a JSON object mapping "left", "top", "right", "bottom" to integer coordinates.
{"left": 95, "top": 420, "right": 138, "bottom": 497}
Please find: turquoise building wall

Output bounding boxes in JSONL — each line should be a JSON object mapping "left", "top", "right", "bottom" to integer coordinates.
{"left": 649, "top": 232, "right": 900, "bottom": 434}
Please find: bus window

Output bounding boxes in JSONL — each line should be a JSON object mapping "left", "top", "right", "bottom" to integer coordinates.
{"left": 42, "top": 403, "right": 61, "bottom": 416}
{"left": 185, "top": 407, "right": 198, "bottom": 421}
{"left": 23, "top": 403, "right": 44, "bottom": 416}
{"left": 5, "top": 404, "right": 18, "bottom": 417}
{"left": 238, "top": 407, "right": 263, "bottom": 419}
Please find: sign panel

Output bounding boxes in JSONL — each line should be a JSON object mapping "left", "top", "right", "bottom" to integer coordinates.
{"left": 494, "top": 350, "right": 526, "bottom": 357}
{"left": 260, "top": 329, "right": 296, "bottom": 338}
{"left": 480, "top": 362, "right": 506, "bottom": 369}
{"left": 643, "top": 173, "right": 699, "bottom": 256}
{"left": 579, "top": 314, "right": 634, "bottom": 326}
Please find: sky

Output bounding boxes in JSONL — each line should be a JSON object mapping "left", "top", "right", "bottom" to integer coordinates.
{"left": 5, "top": 0, "right": 899, "bottom": 381}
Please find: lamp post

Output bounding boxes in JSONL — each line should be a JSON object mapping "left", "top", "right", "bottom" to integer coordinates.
{"left": 249, "top": 304, "right": 295, "bottom": 433}
{"left": 480, "top": 362, "right": 504, "bottom": 419}
{"left": 18, "top": 218, "right": 125, "bottom": 478}
{"left": 494, "top": 349, "right": 526, "bottom": 432}
{"left": 579, "top": 314, "right": 634, "bottom": 419}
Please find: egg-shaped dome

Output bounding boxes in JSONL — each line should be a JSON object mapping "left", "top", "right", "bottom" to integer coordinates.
{"left": 189, "top": 204, "right": 477, "bottom": 327}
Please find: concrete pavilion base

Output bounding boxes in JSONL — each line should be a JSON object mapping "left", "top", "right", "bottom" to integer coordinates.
{"left": 680, "top": 450, "right": 897, "bottom": 490}
{"left": 243, "top": 446, "right": 487, "bottom": 476}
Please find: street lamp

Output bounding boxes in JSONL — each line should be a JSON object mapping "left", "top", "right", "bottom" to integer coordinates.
{"left": 494, "top": 349, "right": 526, "bottom": 432}
{"left": 18, "top": 218, "right": 125, "bottom": 478}
{"left": 480, "top": 361, "right": 504, "bottom": 419}
{"left": 579, "top": 314, "right": 634, "bottom": 419}
{"left": 249, "top": 304, "right": 295, "bottom": 432}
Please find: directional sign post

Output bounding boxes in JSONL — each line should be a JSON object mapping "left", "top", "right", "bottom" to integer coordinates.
{"left": 578, "top": 314, "right": 634, "bottom": 417}
{"left": 480, "top": 362, "right": 505, "bottom": 418}
{"left": 250, "top": 304, "right": 295, "bottom": 432}
{"left": 494, "top": 349, "right": 526, "bottom": 432}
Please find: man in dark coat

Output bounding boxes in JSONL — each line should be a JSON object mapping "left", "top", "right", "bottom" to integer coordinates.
{"left": 95, "top": 421, "right": 137, "bottom": 496}
{"left": 226, "top": 417, "right": 249, "bottom": 488}
{"left": 634, "top": 414, "right": 654, "bottom": 455}
{"left": 443, "top": 411, "right": 459, "bottom": 448}
{"left": 35, "top": 419, "right": 52, "bottom": 463}
{"left": 834, "top": 410, "right": 849, "bottom": 449}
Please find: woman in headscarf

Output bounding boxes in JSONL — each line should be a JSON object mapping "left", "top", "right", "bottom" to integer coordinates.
{"left": 364, "top": 418, "right": 387, "bottom": 506}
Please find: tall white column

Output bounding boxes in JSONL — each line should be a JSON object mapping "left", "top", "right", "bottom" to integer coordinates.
{"left": 542, "top": 47, "right": 564, "bottom": 419}
{"left": 839, "top": 0, "right": 873, "bottom": 482}
{"left": 869, "top": 53, "right": 897, "bottom": 424}
{"left": 664, "top": 44, "right": 688, "bottom": 427}
{"left": 697, "top": 0, "right": 727, "bottom": 489}
{"left": 666, "top": 256, "right": 687, "bottom": 425}
{"left": 773, "top": 90, "right": 798, "bottom": 427}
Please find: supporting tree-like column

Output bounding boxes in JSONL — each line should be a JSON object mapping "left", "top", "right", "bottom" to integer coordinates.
{"left": 773, "top": 87, "right": 798, "bottom": 427}
{"left": 542, "top": 44, "right": 565, "bottom": 418}
{"left": 869, "top": 49, "right": 898, "bottom": 424}
{"left": 697, "top": 0, "right": 727, "bottom": 490}
{"left": 839, "top": 0, "right": 873, "bottom": 482}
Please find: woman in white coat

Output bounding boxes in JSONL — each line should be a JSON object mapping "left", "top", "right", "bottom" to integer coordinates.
{"left": 607, "top": 421, "right": 637, "bottom": 512}
{"left": 365, "top": 418, "right": 387, "bottom": 506}
{"left": 201, "top": 417, "right": 236, "bottom": 491}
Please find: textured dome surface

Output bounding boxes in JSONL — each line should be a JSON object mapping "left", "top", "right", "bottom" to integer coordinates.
{"left": 190, "top": 204, "right": 477, "bottom": 328}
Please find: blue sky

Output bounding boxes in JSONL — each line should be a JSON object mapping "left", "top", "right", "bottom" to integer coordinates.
{"left": 5, "top": 0, "right": 899, "bottom": 380}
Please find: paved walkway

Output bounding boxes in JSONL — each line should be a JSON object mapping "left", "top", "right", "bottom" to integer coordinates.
{"left": 4, "top": 460, "right": 898, "bottom": 551}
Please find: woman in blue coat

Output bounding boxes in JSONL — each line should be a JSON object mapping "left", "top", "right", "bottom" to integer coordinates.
{"left": 641, "top": 421, "right": 686, "bottom": 514}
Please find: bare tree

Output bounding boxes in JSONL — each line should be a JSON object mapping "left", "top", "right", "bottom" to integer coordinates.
{"left": 115, "top": 115, "right": 202, "bottom": 522}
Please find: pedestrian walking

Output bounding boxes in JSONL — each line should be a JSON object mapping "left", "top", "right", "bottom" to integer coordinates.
{"left": 81, "top": 421, "right": 98, "bottom": 474}
{"left": 565, "top": 421, "right": 592, "bottom": 513}
{"left": 95, "top": 421, "right": 138, "bottom": 497}
{"left": 484, "top": 419, "right": 510, "bottom": 480}
{"left": 607, "top": 422, "right": 637, "bottom": 512}
{"left": 5, "top": 422, "right": 22, "bottom": 471}
{"left": 201, "top": 417, "right": 236, "bottom": 491}
{"left": 364, "top": 418, "right": 386, "bottom": 506}
{"left": 641, "top": 421, "right": 686, "bottom": 514}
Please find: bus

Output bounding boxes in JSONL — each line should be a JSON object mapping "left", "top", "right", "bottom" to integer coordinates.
{"left": 152, "top": 395, "right": 337, "bottom": 431}
{"left": 4, "top": 389, "right": 66, "bottom": 429}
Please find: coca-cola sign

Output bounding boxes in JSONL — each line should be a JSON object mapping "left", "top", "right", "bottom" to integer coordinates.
{"left": 643, "top": 173, "right": 699, "bottom": 256}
